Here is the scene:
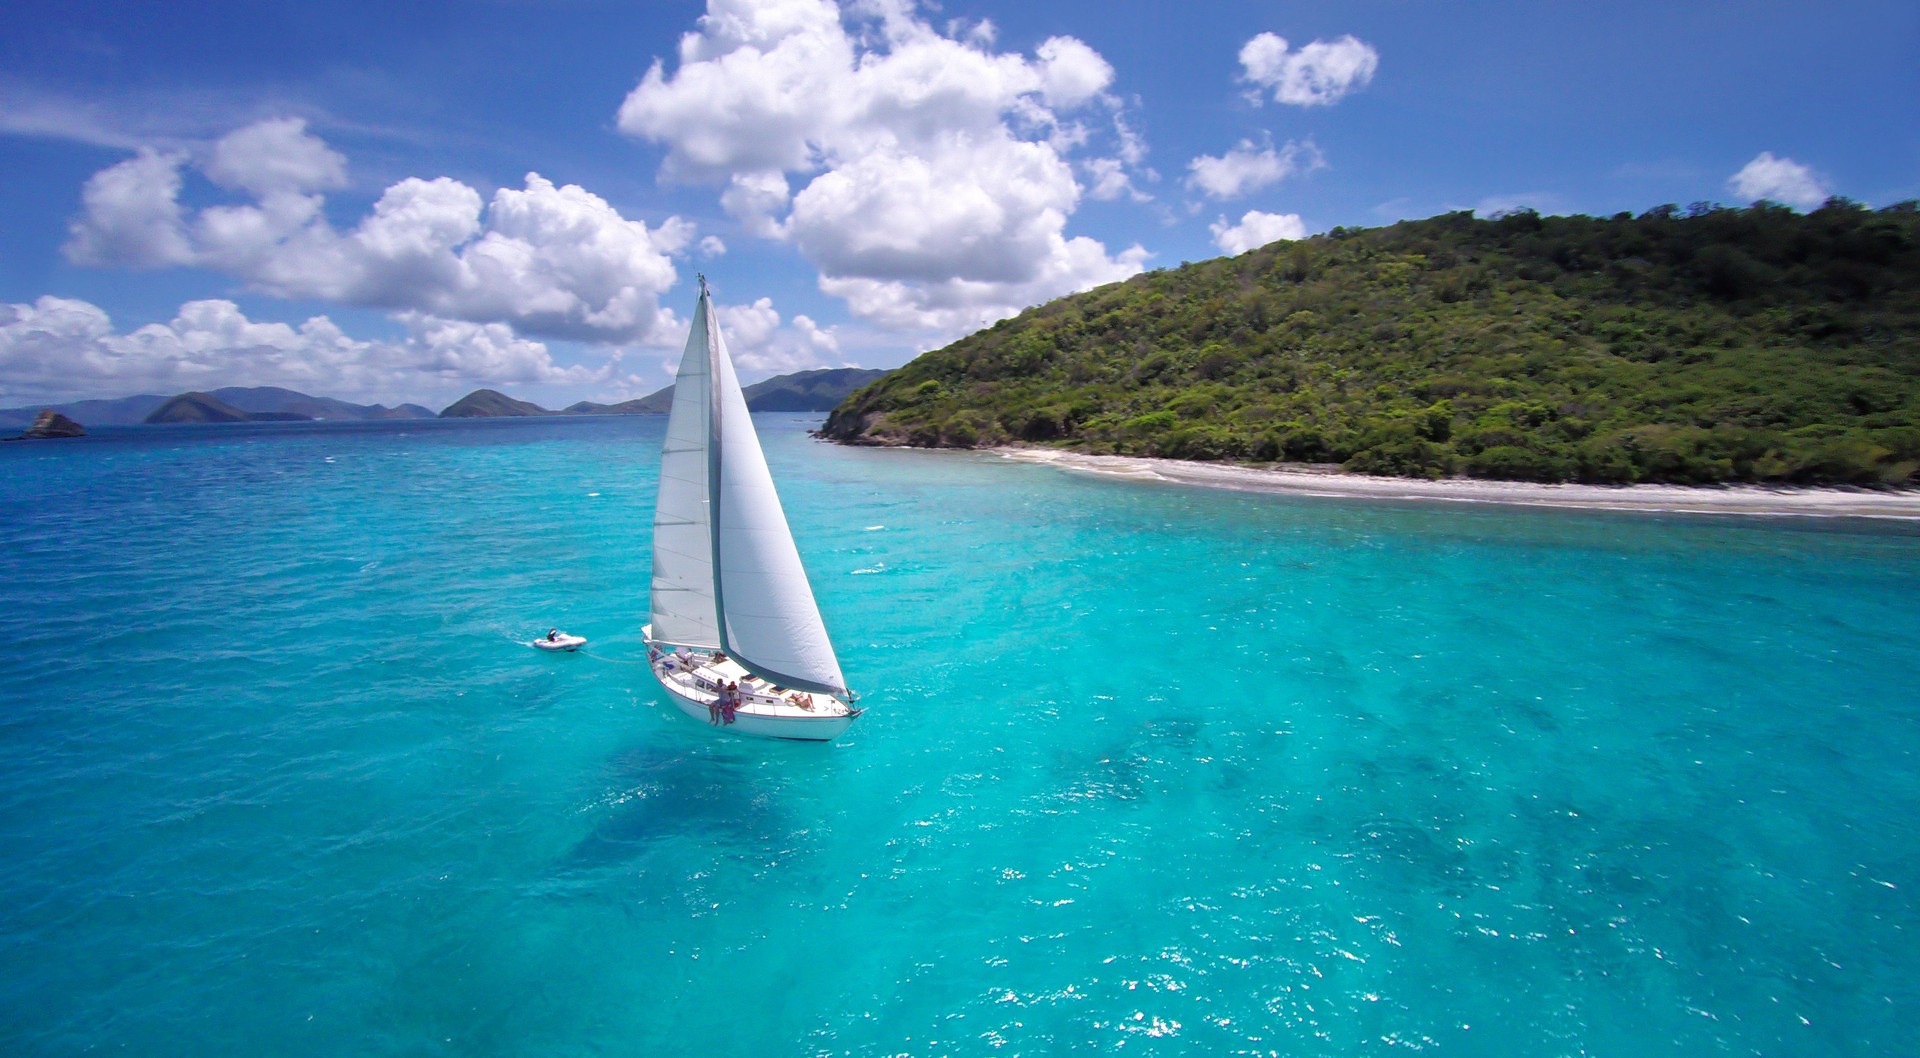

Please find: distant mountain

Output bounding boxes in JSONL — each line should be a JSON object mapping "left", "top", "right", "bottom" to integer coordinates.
{"left": 564, "top": 368, "right": 889, "bottom": 417}
{"left": 0, "top": 386, "right": 436, "bottom": 427}
{"left": 0, "top": 393, "right": 169, "bottom": 428}
{"left": 566, "top": 386, "right": 675, "bottom": 415}
{"left": 440, "top": 389, "right": 551, "bottom": 417}
{"left": 209, "top": 386, "right": 435, "bottom": 421}
{"left": 1, "top": 372, "right": 887, "bottom": 428}
{"left": 743, "top": 368, "right": 889, "bottom": 411}
{"left": 145, "top": 392, "right": 313, "bottom": 424}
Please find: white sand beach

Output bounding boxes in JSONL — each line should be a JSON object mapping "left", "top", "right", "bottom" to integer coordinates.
{"left": 991, "top": 447, "right": 1920, "bottom": 520}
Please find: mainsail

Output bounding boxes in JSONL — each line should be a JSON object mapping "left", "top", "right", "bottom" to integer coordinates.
{"left": 648, "top": 294, "right": 721, "bottom": 648}
{"left": 648, "top": 281, "right": 849, "bottom": 697}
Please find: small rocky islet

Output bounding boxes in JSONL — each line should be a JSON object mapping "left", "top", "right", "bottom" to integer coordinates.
{"left": 6, "top": 408, "right": 87, "bottom": 440}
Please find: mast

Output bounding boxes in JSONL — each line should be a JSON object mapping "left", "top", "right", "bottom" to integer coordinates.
{"left": 704, "top": 275, "right": 730, "bottom": 660}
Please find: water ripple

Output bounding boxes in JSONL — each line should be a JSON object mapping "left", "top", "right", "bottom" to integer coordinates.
{"left": 2, "top": 418, "right": 1918, "bottom": 1056}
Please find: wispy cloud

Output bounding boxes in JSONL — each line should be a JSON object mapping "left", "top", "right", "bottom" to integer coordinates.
{"left": 0, "top": 79, "right": 314, "bottom": 152}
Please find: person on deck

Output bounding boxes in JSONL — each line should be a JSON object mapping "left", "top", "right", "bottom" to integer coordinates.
{"left": 722, "top": 682, "right": 740, "bottom": 725}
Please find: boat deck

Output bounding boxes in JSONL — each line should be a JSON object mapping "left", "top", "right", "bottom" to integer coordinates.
{"left": 652, "top": 651, "right": 852, "bottom": 719}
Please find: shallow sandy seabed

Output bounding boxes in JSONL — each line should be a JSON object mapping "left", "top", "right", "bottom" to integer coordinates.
{"left": 989, "top": 447, "right": 1920, "bottom": 520}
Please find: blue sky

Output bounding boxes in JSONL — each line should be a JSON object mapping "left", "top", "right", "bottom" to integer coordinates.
{"left": 2, "top": 0, "right": 1914, "bottom": 409}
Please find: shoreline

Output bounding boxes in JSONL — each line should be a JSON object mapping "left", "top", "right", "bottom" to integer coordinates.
{"left": 986, "top": 447, "right": 1920, "bottom": 520}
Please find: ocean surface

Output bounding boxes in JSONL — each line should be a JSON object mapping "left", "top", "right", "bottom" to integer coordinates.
{"left": 3, "top": 414, "right": 1917, "bottom": 1056}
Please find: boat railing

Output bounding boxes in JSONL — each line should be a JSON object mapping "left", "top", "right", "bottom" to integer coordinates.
{"left": 653, "top": 656, "right": 846, "bottom": 715}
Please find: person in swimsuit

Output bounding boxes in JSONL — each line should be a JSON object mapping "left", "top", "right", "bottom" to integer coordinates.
{"left": 723, "top": 682, "right": 740, "bottom": 725}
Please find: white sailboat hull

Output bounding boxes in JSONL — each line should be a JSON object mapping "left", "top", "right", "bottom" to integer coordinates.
{"left": 644, "top": 627, "right": 857, "bottom": 742}
{"left": 654, "top": 679, "right": 855, "bottom": 741}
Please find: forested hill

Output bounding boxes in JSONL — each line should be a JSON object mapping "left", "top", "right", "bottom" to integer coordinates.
{"left": 823, "top": 201, "right": 1920, "bottom": 486}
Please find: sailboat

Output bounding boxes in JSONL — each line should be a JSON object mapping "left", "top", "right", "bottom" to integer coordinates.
{"left": 642, "top": 276, "right": 861, "bottom": 741}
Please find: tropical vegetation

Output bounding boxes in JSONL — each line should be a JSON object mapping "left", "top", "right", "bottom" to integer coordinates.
{"left": 824, "top": 200, "right": 1920, "bottom": 485}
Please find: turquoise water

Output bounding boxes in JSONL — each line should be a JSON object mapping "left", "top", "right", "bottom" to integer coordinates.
{"left": 3, "top": 415, "right": 1917, "bottom": 1056}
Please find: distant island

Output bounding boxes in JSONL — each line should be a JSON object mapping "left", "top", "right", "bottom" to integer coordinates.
{"left": 824, "top": 201, "right": 1920, "bottom": 487}
{"left": 441, "top": 367, "right": 889, "bottom": 418}
{"left": 0, "top": 386, "right": 436, "bottom": 428}
{"left": 2, "top": 369, "right": 885, "bottom": 431}
{"left": 439, "top": 389, "right": 550, "bottom": 418}
{"left": 146, "top": 392, "right": 312, "bottom": 424}
{"left": 4, "top": 409, "right": 86, "bottom": 440}
{"left": 565, "top": 394, "right": 676, "bottom": 415}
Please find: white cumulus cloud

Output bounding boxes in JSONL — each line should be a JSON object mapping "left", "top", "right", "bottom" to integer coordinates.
{"left": 1035, "top": 35, "right": 1116, "bottom": 110}
{"left": 820, "top": 236, "right": 1148, "bottom": 333}
{"left": 64, "top": 119, "right": 694, "bottom": 345}
{"left": 64, "top": 148, "right": 193, "bottom": 268}
{"left": 710, "top": 296, "right": 846, "bottom": 377}
{"left": 1240, "top": 33, "right": 1379, "bottom": 107}
{"left": 785, "top": 135, "right": 1077, "bottom": 284}
{"left": 0, "top": 295, "right": 596, "bottom": 406}
{"left": 1727, "top": 152, "right": 1829, "bottom": 211}
{"left": 394, "top": 311, "right": 589, "bottom": 387}
{"left": 792, "top": 313, "right": 837, "bottom": 353}
{"left": 1211, "top": 211, "right": 1307, "bottom": 255}
{"left": 720, "top": 170, "right": 793, "bottom": 238}
{"left": 202, "top": 117, "right": 347, "bottom": 196}
{"left": 1186, "top": 139, "right": 1323, "bottom": 200}
{"left": 618, "top": 0, "right": 1148, "bottom": 340}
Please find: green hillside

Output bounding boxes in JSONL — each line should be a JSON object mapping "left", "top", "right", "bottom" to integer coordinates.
{"left": 824, "top": 200, "right": 1920, "bottom": 486}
